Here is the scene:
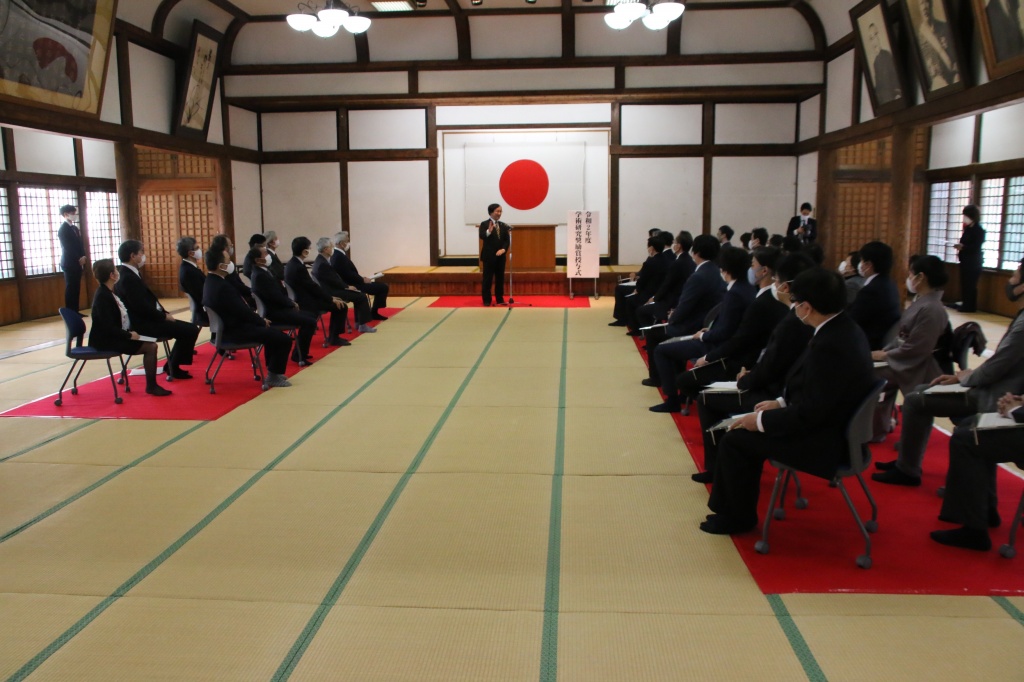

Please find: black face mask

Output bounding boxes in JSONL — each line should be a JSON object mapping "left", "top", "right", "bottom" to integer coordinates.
{"left": 1007, "top": 282, "right": 1024, "bottom": 302}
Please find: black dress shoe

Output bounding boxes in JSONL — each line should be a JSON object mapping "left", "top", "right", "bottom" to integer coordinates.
{"left": 608, "top": 320, "right": 627, "bottom": 327}
{"left": 146, "top": 384, "right": 172, "bottom": 397}
{"left": 641, "top": 378, "right": 659, "bottom": 387}
{"left": 871, "top": 469, "right": 921, "bottom": 486}
{"left": 483, "top": 302, "right": 492, "bottom": 307}
{"left": 495, "top": 300, "right": 506, "bottom": 305}
{"left": 328, "top": 337, "right": 352, "bottom": 347}
{"left": 649, "top": 401, "right": 680, "bottom": 413}
{"left": 929, "top": 527, "right": 991, "bottom": 551}
{"left": 699, "top": 514, "right": 757, "bottom": 535}
{"left": 691, "top": 471, "right": 714, "bottom": 484}
{"left": 372, "top": 313, "right": 389, "bottom": 321}
{"left": 874, "top": 459, "right": 897, "bottom": 471}
{"left": 165, "top": 364, "right": 193, "bottom": 380}
{"left": 626, "top": 330, "right": 641, "bottom": 337}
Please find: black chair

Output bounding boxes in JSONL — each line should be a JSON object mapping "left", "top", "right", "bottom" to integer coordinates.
{"left": 284, "top": 281, "right": 331, "bottom": 348}
{"left": 54, "top": 307, "right": 124, "bottom": 407}
{"left": 203, "top": 307, "right": 267, "bottom": 394}
{"left": 754, "top": 379, "right": 888, "bottom": 569}
{"left": 252, "top": 292, "right": 305, "bottom": 367}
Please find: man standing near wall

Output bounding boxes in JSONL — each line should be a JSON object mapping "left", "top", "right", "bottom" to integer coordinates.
{"left": 58, "top": 204, "right": 86, "bottom": 313}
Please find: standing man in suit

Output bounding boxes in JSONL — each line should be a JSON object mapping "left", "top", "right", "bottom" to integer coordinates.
{"left": 285, "top": 237, "right": 349, "bottom": 347}
{"left": 177, "top": 236, "right": 208, "bottom": 326}
{"left": 873, "top": 259, "right": 1024, "bottom": 486}
{"left": 313, "top": 237, "right": 376, "bottom": 334}
{"left": 114, "top": 240, "right": 199, "bottom": 379}
{"left": 700, "top": 268, "right": 874, "bottom": 535}
{"left": 636, "top": 231, "right": 695, "bottom": 330}
{"left": 204, "top": 243, "right": 292, "bottom": 388}
{"left": 786, "top": 203, "right": 817, "bottom": 244}
{"left": 249, "top": 246, "right": 317, "bottom": 365}
{"left": 331, "top": 231, "right": 389, "bottom": 321}
{"left": 953, "top": 204, "right": 986, "bottom": 313}
{"left": 57, "top": 204, "right": 86, "bottom": 312}
{"left": 265, "top": 231, "right": 286, "bottom": 282}
{"left": 479, "top": 203, "right": 511, "bottom": 306}
{"left": 846, "top": 240, "right": 901, "bottom": 349}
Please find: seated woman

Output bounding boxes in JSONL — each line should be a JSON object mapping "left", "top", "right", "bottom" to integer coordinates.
{"left": 870, "top": 255, "right": 948, "bottom": 438}
{"left": 89, "top": 259, "right": 171, "bottom": 397}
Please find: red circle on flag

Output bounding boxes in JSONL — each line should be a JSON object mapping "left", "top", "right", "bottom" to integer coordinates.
{"left": 499, "top": 160, "right": 549, "bottom": 211}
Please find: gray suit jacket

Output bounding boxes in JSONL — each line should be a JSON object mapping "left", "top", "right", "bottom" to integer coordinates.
{"left": 963, "top": 309, "right": 1024, "bottom": 411}
{"left": 881, "top": 290, "right": 948, "bottom": 396}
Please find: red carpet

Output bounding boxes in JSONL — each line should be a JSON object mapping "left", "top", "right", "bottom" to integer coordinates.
{"left": 428, "top": 295, "right": 590, "bottom": 308}
{"left": 633, "top": 337, "right": 1024, "bottom": 595}
{"left": 0, "top": 309, "right": 401, "bottom": 421}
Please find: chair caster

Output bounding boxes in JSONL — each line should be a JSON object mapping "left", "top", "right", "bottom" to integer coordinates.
{"left": 114, "top": 397, "right": 123, "bottom": 405}
{"left": 772, "top": 509, "right": 786, "bottom": 521}
{"left": 117, "top": 377, "right": 124, "bottom": 385}
{"left": 124, "top": 386, "right": 131, "bottom": 393}
{"left": 1000, "top": 544, "right": 1017, "bottom": 559}
{"left": 865, "top": 520, "right": 878, "bottom": 533}
{"left": 681, "top": 407, "right": 691, "bottom": 416}
{"left": 205, "top": 378, "right": 212, "bottom": 384}
{"left": 54, "top": 398, "right": 62, "bottom": 406}
{"left": 856, "top": 555, "right": 872, "bottom": 569}
{"left": 71, "top": 387, "right": 78, "bottom": 395}
{"left": 261, "top": 383, "right": 269, "bottom": 392}
{"left": 322, "top": 341, "right": 329, "bottom": 348}
{"left": 754, "top": 540, "right": 770, "bottom": 554}
{"left": 209, "top": 387, "right": 216, "bottom": 394}
{"left": 936, "top": 486, "right": 945, "bottom": 498}
{"left": 794, "top": 498, "right": 808, "bottom": 510}
{"left": 253, "top": 375, "right": 260, "bottom": 381}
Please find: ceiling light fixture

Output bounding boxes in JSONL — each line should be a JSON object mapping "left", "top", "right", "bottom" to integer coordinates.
{"left": 287, "top": 1, "right": 373, "bottom": 35}
{"left": 371, "top": 0, "right": 412, "bottom": 8}
{"left": 605, "top": 0, "right": 683, "bottom": 30}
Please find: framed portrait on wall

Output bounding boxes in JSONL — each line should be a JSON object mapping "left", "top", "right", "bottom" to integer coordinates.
{"left": 0, "top": 0, "right": 118, "bottom": 116}
{"left": 850, "top": 0, "right": 909, "bottom": 117}
{"left": 972, "top": 0, "right": 1024, "bottom": 79}
{"left": 174, "top": 21, "right": 223, "bottom": 140}
{"left": 898, "top": 0, "right": 969, "bottom": 100}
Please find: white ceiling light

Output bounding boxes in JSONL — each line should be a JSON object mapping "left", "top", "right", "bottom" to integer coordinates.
{"left": 614, "top": 1, "right": 648, "bottom": 20}
{"left": 605, "top": 0, "right": 683, "bottom": 31}
{"left": 286, "top": 13, "right": 318, "bottom": 31}
{"left": 371, "top": 1, "right": 413, "bottom": 11}
{"left": 604, "top": 12, "right": 632, "bottom": 29}
{"left": 343, "top": 12, "right": 372, "bottom": 33}
{"left": 311, "top": 20, "right": 341, "bottom": 36}
{"left": 651, "top": 0, "right": 683, "bottom": 20}
{"left": 287, "top": 2, "right": 372, "bottom": 35}
{"left": 319, "top": 6, "right": 349, "bottom": 25}
{"left": 641, "top": 12, "right": 670, "bottom": 29}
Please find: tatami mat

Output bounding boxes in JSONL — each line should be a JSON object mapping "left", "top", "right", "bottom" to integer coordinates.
{"left": 418, "top": 405, "right": 558, "bottom": 474}
{"left": 563, "top": 406, "right": 692, "bottom": 475}
{"left": 0, "top": 417, "right": 96, "bottom": 460}
{"left": 15, "top": 419, "right": 197, "bottom": 467}
{"left": 0, "top": 462, "right": 119, "bottom": 533}
{"left": 0, "top": 593, "right": 106, "bottom": 680}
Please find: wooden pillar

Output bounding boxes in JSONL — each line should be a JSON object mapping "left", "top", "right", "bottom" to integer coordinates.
{"left": 217, "top": 156, "right": 234, "bottom": 240}
{"left": 114, "top": 141, "right": 141, "bottom": 242}
{"left": 815, "top": 145, "right": 837, "bottom": 264}
{"left": 702, "top": 102, "right": 714, "bottom": 236}
{"left": 889, "top": 125, "right": 916, "bottom": 294}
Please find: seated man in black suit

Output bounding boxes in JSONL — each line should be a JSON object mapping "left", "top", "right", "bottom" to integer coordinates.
{"left": 930, "top": 393, "right": 1024, "bottom": 552}
{"left": 265, "top": 231, "right": 286, "bottom": 282}
{"left": 611, "top": 235, "right": 669, "bottom": 329}
{"left": 242, "top": 233, "right": 267, "bottom": 279}
{"left": 114, "top": 239, "right": 199, "bottom": 380}
{"left": 692, "top": 252, "right": 816, "bottom": 483}
{"left": 846, "top": 240, "right": 901, "bottom": 350}
{"left": 284, "top": 237, "right": 350, "bottom": 347}
{"left": 204, "top": 243, "right": 292, "bottom": 388}
{"left": 644, "top": 234, "right": 726, "bottom": 384}
{"left": 313, "top": 237, "right": 376, "bottom": 334}
{"left": 177, "top": 236, "right": 208, "bottom": 326}
{"left": 648, "top": 246, "right": 756, "bottom": 412}
{"left": 717, "top": 225, "right": 735, "bottom": 249}
{"left": 249, "top": 246, "right": 318, "bottom": 365}
{"left": 748, "top": 227, "right": 769, "bottom": 251}
{"left": 332, "top": 231, "right": 389, "bottom": 321}
{"left": 210, "top": 234, "right": 255, "bottom": 309}
{"left": 701, "top": 267, "right": 873, "bottom": 535}
{"left": 636, "top": 231, "right": 695, "bottom": 330}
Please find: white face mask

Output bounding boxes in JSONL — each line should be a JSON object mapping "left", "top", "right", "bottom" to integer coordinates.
{"left": 221, "top": 261, "right": 236, "bottom": 275}
{"left": 138, "top": 254, "right": 146, "bottom": 267}
{"left": 66, "top": 215, "right": 78, "bottom": 224}
{"left": 857, "top": 262, "right": 867, "bottom": 278}
{"left": 906, "top": 274, "right": 918, "bottom": 294}
{"left": 837, "top": 260, "right": 847, "bottom": 275}
{"left": 193, "top": 249, "right": 202, "bottom": 260}
{"left": 770, "top": 282, "right": 779, "bottom": 299}
{"left": 796, "top": 302, "right": 810, "bottom": 325}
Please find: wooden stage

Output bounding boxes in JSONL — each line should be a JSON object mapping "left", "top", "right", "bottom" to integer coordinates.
{"left": 381, "top": 265, "right": 637, "bottom": 297}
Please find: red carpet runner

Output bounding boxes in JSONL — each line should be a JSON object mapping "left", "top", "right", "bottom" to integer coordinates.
{"left": 1, "top": 309, "right": 400, "bottom": 422}
{"left": 428, "top": 295, "right": 590, "bottom": 308}
{"left": 634, "top": 337, "right": 1024, "bottom": 595}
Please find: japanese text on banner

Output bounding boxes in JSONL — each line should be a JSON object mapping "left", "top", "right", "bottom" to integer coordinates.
{"left": 568, "top": 211, "right": 600, "bottom": 279}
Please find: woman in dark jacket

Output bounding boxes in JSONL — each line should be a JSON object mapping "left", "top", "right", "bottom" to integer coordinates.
{"left": 954, "top": 204, "right": 985, "bottom": 313}
{"left": 89, "top": 259, "right": 171, "bottom": 397}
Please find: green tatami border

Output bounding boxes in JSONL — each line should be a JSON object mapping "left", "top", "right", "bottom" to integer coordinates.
{"left": 0, "top": 419, "right": 100, "bottom": 464}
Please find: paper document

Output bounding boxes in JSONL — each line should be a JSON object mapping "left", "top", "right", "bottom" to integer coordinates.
{"left": 620, "top": 280, "right": 637, "bottom": 287}
{"left": 924, "top": 384, "right": 970, "bottom": 395}
{"left": 975, "top": 413, "right": 1024, "bottom": 431}
{"left": 663, "top": 335, "right": 693, "bottom": 344}
{"left": 703, "top": 381, "right": 740, "bottom": 392}
{"left": 370, "top": 272, "right": 384, "bottom": 280}
{"left": 639, "top": 323, "right": 668, "bottom": 331}
{"left": 708, "top": 413, "right": 755, "bottom": 432}
{"left": 137, "top": 335, "right": 157, "bottom": 343}
{"left": 873, "top": 361, "right": 888, "bottom": 369}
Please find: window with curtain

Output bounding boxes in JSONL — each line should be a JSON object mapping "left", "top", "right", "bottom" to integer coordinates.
{"left": 86, "top": 191, "right": 121, "bottom": 264}
{"left": 16, "top": 187, "right": 77, "bottom": 276}
{"left": 0, "top": 187, "right": 14, "bottom": 279}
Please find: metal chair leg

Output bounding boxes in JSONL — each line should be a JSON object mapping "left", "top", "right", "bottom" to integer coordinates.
{"left": 104, "top": 358, "right": 123, "bottom": 404}
{"left": 755, "top": 468, "right": 787, "bottom": 554}
{"left": 208, "top": 352, "right": 229, "bottom": 394}
{"left": 836, "top": 479, "right": 873, "bottom": 569}
{"left": 999, "top": 489, "right": 1024, "bottom": 559}
{"left": 853, "top": 471, "right": 879, "bottom": 532}
{"left": 54, "top": 360, "right": 80, "bottom": 406}
{"left": 71, "top": 361, "right": 88, "bottom": 393}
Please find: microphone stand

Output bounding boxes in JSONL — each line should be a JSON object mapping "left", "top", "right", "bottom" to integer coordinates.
{"left": 507, "top": 224, "right": 515, "bottom": 305}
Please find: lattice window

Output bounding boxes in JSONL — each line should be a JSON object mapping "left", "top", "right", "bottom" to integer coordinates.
{"left": 834, "top": 183, "right": 891, "bottom": 260}
{"left": 1003, "top": 177, "right": 1024, "bottom": 271}
{"left": 0, "top": 187, "right": 14, "bottom": 279}
{"left": 17, "top": 186, "right": 77, "bottom": 276}
{"left": 136, "top": 147, "right": 176, "bottom": 178}
{"left": 979, "top": 178, "right": 1005, "bottom": 270}
{"left": 177, "top": 153, "right": 214, "bottom": 177}
{"left": 926, "top": 181, "right": 972, "bottom": 263}
{"left": 85, "top": 191, "right": 121, "bottom": 263}
{"left": 836, "top": 137, "right": 892, "bottom": 170}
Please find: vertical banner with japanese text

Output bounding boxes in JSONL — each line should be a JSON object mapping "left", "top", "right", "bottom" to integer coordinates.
{"left": 568, "top": 211, "right": 600, "bottom": 279}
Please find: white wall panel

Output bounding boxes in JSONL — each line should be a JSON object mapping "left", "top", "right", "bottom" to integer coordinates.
{"left": 82, "top": 139, "right": 117, "bottom": 179}
{"left": 436, "top": 104, "right": 611, "bottom": 126}
{"left": 715, "top": 104, "right": 796, "bottom": 144}
{"left": 164, "top": 0, "right": 234, "bottom": 46}
{"left": 799, "top": 95, "right": 820, "bottom": 141}
{"left": 207, "top": 83, "right": 224, "bottom": 146}
{"left": 117, "top": 0, "right": 163, "bottom": 30}
{"left": 349, "top": 161, "right": 431, "bottom": 274}
{"left": 576, "top": 14, "right": 667, "bottom": 57}
{"left": 825, "top": 51, "right": 855, "bottom": 133}
{"left": 980, "top": 101, "right": 1024, "bottom": 164}
{"left": 12, "top": 129, "right": 76, "bottom": 176}
{"left": 232, "top": 23, "right": 358, "bottom": 65}
{"left": 225, "top": 72, "right": 407, "bottom": 97}
{"left": 618, "top": 157, "right": 703, "bottom": 265}
{"left": 369, "top": 17, "right": 458, "bottom": 61}
{"left": 229, "top": 107, "right": 259, "bottom": 150}
{"left": 261, "top": 163, "right": 341, "bottom": 253}
{"left": 421, "top": 68, "right": 614, "bottom": 93}
{"left": 626, "top": 62, "right": 821, "bottom": 88}
{"left": 129, "top": 45, "right": 175, "bottom": 134}
{"left": 470, "top": 16, "right": 562, "bottom": 59}
{"left": 797, "top": 152, "right": 818, "bottom": 215}
{"left": 99, "top": 42, "right": 121, "bottom": 125}
{"left": 620, "top": 105, "right": 702, "bottom": 146}
{"left": 679, "top": 8, "right": 815, "bottom": 54}
{"left": 711, "top": 157, "right": 797, "bottom": 235}
{"left": 349, "top": 110, "right": 426, "bottom": 150}
{"left": 806, "top": 0, "right": 853, "bottom": 45}
{"left": 262, "top": 112, "right": 337, "bottom": 152}
{"left": 231, "top": 161, "right": 263, "bottom": 234}
{"left": 929, "top": 116, "right": 975, "bottom": 169}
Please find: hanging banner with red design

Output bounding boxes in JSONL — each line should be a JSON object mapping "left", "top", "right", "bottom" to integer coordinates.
{"left": 568, "top": 210, "right": 600, "bottom": 279}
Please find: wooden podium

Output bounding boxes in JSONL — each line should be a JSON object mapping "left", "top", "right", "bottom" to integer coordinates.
{"left": 507, "top": 224, "right": 556, "bottom": 270}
